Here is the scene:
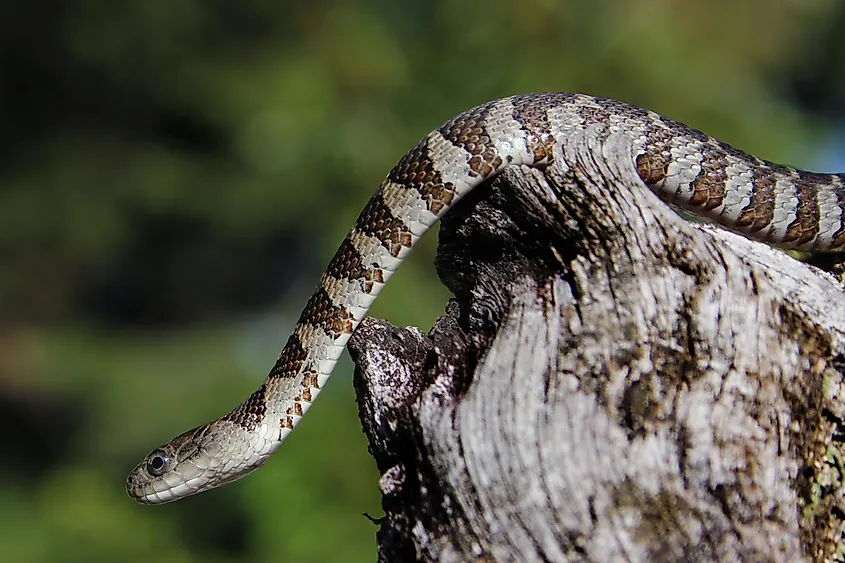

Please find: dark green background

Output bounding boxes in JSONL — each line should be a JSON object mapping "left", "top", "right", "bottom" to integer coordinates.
{"left": 1, "top": 1, "right": 843, "bottom": 561}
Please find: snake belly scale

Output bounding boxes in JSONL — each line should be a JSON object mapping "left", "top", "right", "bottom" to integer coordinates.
{"left": 126, "top": 92, "right": 845, "bottom": 503}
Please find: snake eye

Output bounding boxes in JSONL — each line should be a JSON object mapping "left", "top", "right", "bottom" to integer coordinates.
{"left": 146, "top": 450, "right": 169, "bottom": 477}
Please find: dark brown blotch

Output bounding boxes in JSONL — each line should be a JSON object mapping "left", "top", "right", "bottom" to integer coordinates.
{"left": 325, "top": 234, "right": 368, "bottom": 282}
{"left": 735, "top": 170, "right": 776, "bottom": 232}
{"left": 324, "top": 234, "right": 383, "bottom": 293}
{"left": 301, "top": 372, "right": 320, "bottom": 390}
{"left": 354, "top": 193, "right": 413, "bottom": 257}
{"left": 636, "top": 152, "right": 670, "bottom": 185}
{"left": 688, "top": 149, "right": 727, "bottom": 211}
{"left": 222, "top": 384, "right": 267, "bottom": 430}
{"left": 576, "top": 104, "right": 608, "bottom": 128}
{"left": 297, "top": 286, "right": 355, "bottom": 338}
{"left": 387, "top": 141, "right": 456, "bottom": 215}
{"left": 782, "top": 172, "right": 822, "bottom": 246}
{"left": 439, "top": 102, "right": 503, "bottom": 178}
{"left": 512, "top": 96, "right": 555, "bottom": 164}
{"left": 831, "top": 175, "right": 845, "bottom": 248}
{"left": 269, "top": 334, "right": 308, "bottom": 380}
{"left": 637, "top": 117, "right": 684, "bottom": 186}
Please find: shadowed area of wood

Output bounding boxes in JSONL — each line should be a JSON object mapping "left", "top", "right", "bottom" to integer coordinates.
{"left": 348, "top": 136, "right": 845, "bottom": 563}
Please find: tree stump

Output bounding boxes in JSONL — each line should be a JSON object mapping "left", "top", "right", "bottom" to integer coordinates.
{"left": 347, "top": 134, "right": 845, "bottom": 562}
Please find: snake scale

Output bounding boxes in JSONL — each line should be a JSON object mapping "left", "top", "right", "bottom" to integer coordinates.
{"left": 126, "top": 92, "right": 845, "bottom": 504}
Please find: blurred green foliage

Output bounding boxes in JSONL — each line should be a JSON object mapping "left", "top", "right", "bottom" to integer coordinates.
{"left": 0, "top": 0, "right": 843, "bottom": 561}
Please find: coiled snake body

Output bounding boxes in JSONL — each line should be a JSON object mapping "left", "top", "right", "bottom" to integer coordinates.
{"left": 126, "top": 93, "right": 845, "bottom": 503}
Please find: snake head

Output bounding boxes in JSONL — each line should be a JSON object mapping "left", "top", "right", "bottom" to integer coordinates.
{"left": 126, "top": 425, "right": 213, "bottom": 504}
{"left": 126, "top": 421, "right": 274, "bottom": 504}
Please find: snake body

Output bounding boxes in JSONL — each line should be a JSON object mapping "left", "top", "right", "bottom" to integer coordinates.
{"left": 126, "top": 93, "right": 845, "bottom": 503}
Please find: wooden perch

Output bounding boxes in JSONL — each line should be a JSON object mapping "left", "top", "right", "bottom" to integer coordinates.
{"left": 347, "top": 135, "right": 845, "bottom": 563}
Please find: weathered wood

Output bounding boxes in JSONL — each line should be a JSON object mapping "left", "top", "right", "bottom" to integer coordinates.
{"left": 348, "top": 135, "right": 845, "bottom": 563}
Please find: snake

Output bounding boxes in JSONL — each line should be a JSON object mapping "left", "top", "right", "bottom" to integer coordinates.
{"left": 126, "top": 92, "right": 845, "bottom": 504}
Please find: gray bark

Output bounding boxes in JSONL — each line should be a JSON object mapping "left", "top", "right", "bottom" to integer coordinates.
{"left": 347, "top": 136, "right": 845, "bottom": 563}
